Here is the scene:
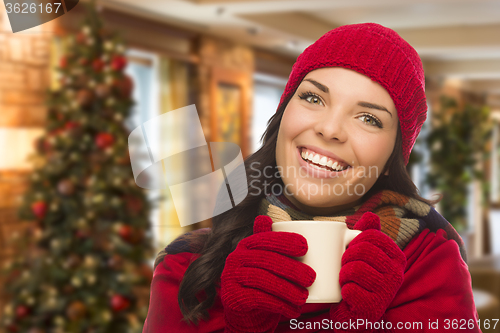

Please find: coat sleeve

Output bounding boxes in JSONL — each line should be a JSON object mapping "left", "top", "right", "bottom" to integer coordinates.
{"left": 142, "top": 252, "right": 226, "bottom": 333}
{"left": 383, "top": 229, "right": 481, "bottom": 332}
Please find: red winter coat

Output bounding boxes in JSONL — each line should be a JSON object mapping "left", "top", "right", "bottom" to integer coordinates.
{"left": 142, "top": 228, "right": 480, "bottom": 332}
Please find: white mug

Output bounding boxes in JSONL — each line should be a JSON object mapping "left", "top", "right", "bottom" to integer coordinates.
{"left": 271, "top": 221, "right": 361, "bottom": 303}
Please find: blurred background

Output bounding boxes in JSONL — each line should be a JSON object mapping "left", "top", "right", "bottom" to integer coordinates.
{"left": 2, "top": 0, "right": 500, "bottom": 331}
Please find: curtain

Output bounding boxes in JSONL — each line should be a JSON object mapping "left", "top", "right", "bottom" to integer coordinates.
{"left": 156, "top": 57, "right": 191, "bottom": 248}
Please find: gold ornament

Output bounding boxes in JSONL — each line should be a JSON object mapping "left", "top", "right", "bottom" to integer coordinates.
{"left": 46, "top": 297, "right": 57, "bottom": 310}
{"left": 53, "top": 315, "right": 65, "bottom": 326}
{"left": 102, "top": 310, "right": 112, "bottom": 323}
{"left": 86, "top": 274, "right": 96, "bottom": 285}
{"left": 50, "top": 202, "right": 59, "bottom": 211}
{"left": 3, "top": 304, "right": 13, "bottom": 317}
{"left": 67, "top": 301, "right": 87, "bottom": 320}
{"left": 71, "top": 276, "right": 82, "bottom": 288}
{"left": 50, "top": 239, "right": 60, "bottom": 249}
{"left": 83, "top": 255, "right": 97, "bottom": 268}
{"left": 104, "top": 41, "right": 114, "bottom": 51}
{"left": 105, "top": 97, "right": 116, "bottom": 106}
{"left": 105, "top": 147, "right": 114, "bottom": 155}
{"left": 82, "top": 26, "right": 91, "bottom": 36}
{"left": 71, "top": 100, "right": 79, "bottom": 110}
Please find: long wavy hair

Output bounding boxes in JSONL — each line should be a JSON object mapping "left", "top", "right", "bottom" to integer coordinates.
{"left": 177, "top": 93, "right": 442, "bottom": 325}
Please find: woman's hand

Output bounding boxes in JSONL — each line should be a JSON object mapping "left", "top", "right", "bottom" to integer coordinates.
{"left": 330, "top": 212, "right": 407, "bottom": 332}
{"left": 221, "top": 215, "right": 316, "bottom": 333}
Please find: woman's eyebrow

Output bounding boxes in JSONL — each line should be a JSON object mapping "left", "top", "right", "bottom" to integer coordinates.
{"left": 358, "top": 101, "right": 393, "bottom": 118}
{"left": 302, "top": 79, "right": 393, "bottom": 118}
{"left": 303, "top": 79, "right": 329, "bottom": 93}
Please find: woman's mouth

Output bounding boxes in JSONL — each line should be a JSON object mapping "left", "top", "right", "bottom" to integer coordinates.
{"left": 297, "top": 147, "right": 352, "bottom": 177}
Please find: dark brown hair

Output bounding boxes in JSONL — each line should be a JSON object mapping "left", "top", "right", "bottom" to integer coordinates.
{"left": 177, "top": 94, "right": 441, "bottom": 325}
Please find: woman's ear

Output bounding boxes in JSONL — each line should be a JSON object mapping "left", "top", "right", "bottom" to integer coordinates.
{"left": 384, "top": 170, "right": 389, "bottom": 176}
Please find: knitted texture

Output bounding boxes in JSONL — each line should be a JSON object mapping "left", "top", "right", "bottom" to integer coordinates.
{"left": 278, "top": 23, "right": 427, "bottom": 165}
{"left": 220, "top": 215, "right": 316, "bottom": 333}
{"left": 330, "top": 212, "right": 406, "bottom": 331}
{"left": 258, "top": 189, "right": 466, "bottom": 262}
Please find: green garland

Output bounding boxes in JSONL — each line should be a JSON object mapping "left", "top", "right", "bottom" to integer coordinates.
{"left": 424, "top": 95, "right": 492, "bottom": 232}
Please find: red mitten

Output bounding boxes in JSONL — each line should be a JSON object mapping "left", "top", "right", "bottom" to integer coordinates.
{"left": 221, "top": 215, "right": 316, "bottom": 333}
{"left": 330, "top": 212, "right": 406, "bottom": 332}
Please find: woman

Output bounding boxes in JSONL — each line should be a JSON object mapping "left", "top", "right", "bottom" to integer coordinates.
{"left": 143, "top": 23, "right": 480, "bottom": 332}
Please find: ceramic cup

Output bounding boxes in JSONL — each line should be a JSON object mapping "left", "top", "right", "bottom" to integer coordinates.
{"left": 271, "top": 221, "right": 361, "bottom": 303}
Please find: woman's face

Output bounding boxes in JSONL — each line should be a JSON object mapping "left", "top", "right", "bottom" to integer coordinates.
{"left": 275, "top": 67, "right": 398, "bottom": 215}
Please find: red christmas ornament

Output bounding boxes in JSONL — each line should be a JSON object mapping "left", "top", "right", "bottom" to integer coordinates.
{"left": 95, "top": 84, "right": 111, "bottom": 98}
{"left": 92, "top": 58, "right": 105, "bottom": 72}
{"left": 75, "top": 229, "right": 90, "bottom": 239}
{"left": 111, "top": 55, "right": 127, "bottom": 71}
{"left": 65, "top": 121, "right": 83, "bottom": 139}
{"left": 113, "top": 75, "right": 134, "bottom": 98}
{"left": 79, "top": 58, "right": 89, "bottom": 66}
{"left": 110, "top": 294, "right": 130, "bottom": 312}
{"left": 16, "top": 305, "right": 30, "bottom": 319}
{"left": 107, "top": 254, "right": 124, "bottom": 270}
{"left": 31, "top": 201, "right": 47, "bottom": 220}
{"left": 76, "top": 89, "right": 94, "bottom": 108}
{"left": 76, "top": 32, "right": 86, "bottom": 44}
{"left": 49, "top": 128, "right": 63, "bottom": 138}
{"left": 60, "top": 57, "right": 67, "bottom": 69}
{"left": 28, "top": 328, "right": 45, "bottom": 333}
{"left": 125, "top": 196, "right": 143, "bottom": 216}
{"left": 6, "top": 324, "right": 18, "bottom": 333}
{"left": 117, "top": 225, "right": 133, "bottom": 242}
{"left": 64, "top": 121, "right": 80, "bottom": 130}
{"left": 57, "top": 179, "right": 75, "bottom": 196}
{"left": 95, "top": 133, "right": 114, "bottom": 150}
{"left": 139, "top": 263, "right": 153, "bottom": 282}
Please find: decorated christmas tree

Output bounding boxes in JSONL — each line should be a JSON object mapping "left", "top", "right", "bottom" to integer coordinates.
{"left": 1, "top": 3, "right": 154, "bottom": 332}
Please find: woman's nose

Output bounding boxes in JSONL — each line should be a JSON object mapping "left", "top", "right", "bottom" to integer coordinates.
{"left": 314, "top": 109, "right": 348, "bottom": 142}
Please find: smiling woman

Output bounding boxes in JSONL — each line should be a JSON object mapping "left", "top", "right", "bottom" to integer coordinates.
{"left": 143, "top": 23, "right": 480, "bottom": 333}
{"left": 275, "top": 67, "right": 398, "bottom": 215}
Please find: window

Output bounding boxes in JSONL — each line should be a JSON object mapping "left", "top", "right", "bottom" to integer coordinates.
{"left": 251, "top": 73, "right": 287, "bottom": 153}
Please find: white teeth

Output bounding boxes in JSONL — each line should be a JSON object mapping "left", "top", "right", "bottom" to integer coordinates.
{"left": 300, "top": 148, "right": 349, "bottom": 172}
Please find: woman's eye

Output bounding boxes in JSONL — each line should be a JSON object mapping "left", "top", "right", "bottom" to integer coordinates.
{"left": 359, "top": 114, "right": 383, "bottom": 128}
{"left": 298, "top": 92, "right": 323, "bottom": 106}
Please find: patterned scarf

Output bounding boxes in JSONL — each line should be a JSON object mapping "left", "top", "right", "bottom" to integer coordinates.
{"left": 156, "top": 189, "right": 466, "bottom": 269}
{"left": 258, "top": 189, "right": 466, "bottom": 262}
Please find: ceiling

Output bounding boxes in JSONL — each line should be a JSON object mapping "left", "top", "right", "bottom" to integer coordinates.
{"left": 101, "top": 0, "right": 500, "bottom": 98}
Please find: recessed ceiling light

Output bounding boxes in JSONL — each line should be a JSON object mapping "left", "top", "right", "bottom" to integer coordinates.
{"left": 247, "top": 27, "right": 259, "bottom": 35}
{"left": 216, "top": 7, "right": 225, "bottom": 16}
{"left": 286, "top": 40, "right": 298, "bottom": 49}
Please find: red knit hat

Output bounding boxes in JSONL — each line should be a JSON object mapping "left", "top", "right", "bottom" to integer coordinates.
{"left": 278, "top": 23, "right": 427, "bottom": 165}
